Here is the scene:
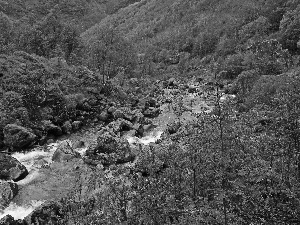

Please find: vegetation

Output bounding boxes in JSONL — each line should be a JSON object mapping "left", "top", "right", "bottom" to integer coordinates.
{"left": 2, "top": 0, "right": 300, "bottom": 224}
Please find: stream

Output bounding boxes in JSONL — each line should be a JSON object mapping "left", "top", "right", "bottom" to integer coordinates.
{"left": 0, "top": 129, "right": 163, "bottom": 220}
{"left": 0, "top": 86, "right": 230, "bottom": 220}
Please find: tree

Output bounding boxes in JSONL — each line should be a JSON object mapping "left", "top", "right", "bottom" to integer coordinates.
{"left": 87, "top": 25, "right": 137, "bottom": 83}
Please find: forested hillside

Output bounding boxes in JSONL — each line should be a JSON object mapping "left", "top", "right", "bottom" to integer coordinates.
{"left": 2, "top": 0, "right": 300, "bottom": 224}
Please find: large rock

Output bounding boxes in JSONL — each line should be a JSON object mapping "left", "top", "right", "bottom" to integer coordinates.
{"left": 71, "top": 121, "right": 82, "bottom": 131}
{"left": 167, "top": 120, "right": 181, "bottom": 134}
{"left": 108, "top": 118, "right": 133, "bottom": 134}
{"left": 62, "top": 121, "right": 72, "bottom": 134}
{"left": 0, "top": 215, "right": 20, "bottom": 225}
{"left": 24, "top": 201, "right": 64, "bottom": 225}
{"left": 0, "top": 181, "right": 18, "bottom": 209}
{"left": 86, "top": 131, "right": 135, "bottom": 165}
{"left": 3, "top": 124, "right": 37, "bottom": 149}
{"left": 98, "top": 111, "right": 110, "bottom": 122}
{"left": 52, "top": 141, "right": 80, "bottom": 162}
{"left": 143, "top": 107, "right": 160, "bottom": 118}
{"left": 0, "top": 154, "right": 28, "bottom": 182}
{"left": 113, "top": 107, "right": 135, "bottom": 121}
{"left": 41, "top": 120, "right": 62, "bottom": 136}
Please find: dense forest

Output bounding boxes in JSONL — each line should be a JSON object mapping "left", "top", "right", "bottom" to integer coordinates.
{"left": 1, "top": 0, "right": 300, "bottom": 224}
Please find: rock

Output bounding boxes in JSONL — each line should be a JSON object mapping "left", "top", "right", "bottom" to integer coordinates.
{"left": 0, "top": 154, "right": 28, "bottom": 182}
{"left": 113, "top": 109, "right": 125, "bottom": 120}
{"left": 146, "top": 98, "right": 157, "bottom": 108}
{"left": 109, "top": 119, "right": 133, "bottom": 133}
{"left": 188, "top": 86, "right": 197, "bottom": 93}
{"left": 24, "top": 201, "right": 64, "bottom": 225}
{"left": 47, "top": 139, "right": 54, "bottom": 144}
{"left": 62, "top": 121, "right": 72, "bottom": 134}
{"left": 82, "top": 102, "right": 92, "bottom": 111}
{"left": 72, "top": 121, "right": 82, "bottom": 131}
{"left": 32, "top": 159, "right": 48, "bottom": 169}
{"left": 143, "top": 124, "right": 154, "bottom": 132}
{"left": 72, "top": 140, "right": 85, "bottom": 149}
{"left": 107, "top": 106, "right": 117, "bottom": 114}
{"left": 133, "top": 123, "right": 144, "bottom": 137}
{"left": 0, "top": 215, "right": 19, "bottom": 224}
{"left": 98, "top": 111, "right": 109, "bottom": 122}
{"left": 167, "top": 77, "right": 176, "bottom": 87}
{"left": 132, "top": 111, "right": 145, "bottom": 124}
{"left": 167, "top": 120, "right": 181, "bottom": 134}
{"left": 112, "top": 107, "right": 135, "bottom": 121}
{"left": 0, "top": 181, "right": 18, "bottom": 209}
{"left": 3, "top": 124, "right": 37, "bottom": 149}
{"left": 86, "top": 131, "right": 135, "bottom": 165}
{"left": 129, "top": 78, "right": 138, "bottom": 85}
{"left": 143, "top": 107, "right": 160, "bottom": 118}
{"left": 52, "top": 141, "right": 80, "bottom": 162}
{"left": 195, "top": 77, "right": 203, "bottom": 83}
{"left": 41, "top": 120, "right": 62, "bottom": 136}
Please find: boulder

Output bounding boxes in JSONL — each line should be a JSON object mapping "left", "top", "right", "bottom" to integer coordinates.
{"left": 112, "top": 107, "right": 135, "bottom": 121}
{"left": 107, "top": 106, "right": 117, "bottom": 114}
{"left": 143, "top": 107, "right": 160, "bottom": 118}
{"left": 98, "top": 111, "right": 109, "bottom": 122}
{"left": 188, "top": 86, "right": 197, "bottom": 93}
{"left": 32, "top": 159, "right": 49, "bottom": 169}
{"left": 0, "top": 154, "right": 28, "bottom": 181}
{"left": 0, "top": 181, "right": 18, "bottom": 209}
{"left": 133, "top": 123, "right": 144, "bottom": 137}
{"left": 0, "top": 215, "right": 19, "bottom": 225}
{"left": 62, "top": 121, "right": 72, "bottom": 134}
{"left": 112, "top": 109, "right": 125, "bottom": 120}
{"left": 146, "top": 98, "right": 157, "bottom": 108}
{"left": 72, "top": 121, "right": 82, "bottom": 131}
{"left": 72, "top": 140, "right": 85, "bottom": 149}
{"left": 52, "top": 141, "right": 80, "bottom": 162}
{"left": 167, "top": 120, "right": 181, "bottom": 134}
{"left": 3, "top": 124, "right": 37, "bottom": 149}
{"left": 132, "top": 111, "right": 145, "bottom": 124}
{"left": 41, "top": 120, "right": 62, "bottom": 136}
{"left": 86, "top": 131, "right": 135, "bottom": 165}
{"left": 24, "top": 201, "right": 64, "bottom": 225}
{"left": 109, "top": 119, "right": 133, "bottom": 133}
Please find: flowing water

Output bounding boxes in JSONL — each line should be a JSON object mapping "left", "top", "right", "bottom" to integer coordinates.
{"left": 0, "top": 86, "right": 218, "bottom": 220}
{"left": 0, "top": 131, "right": 162, "bottom": 220}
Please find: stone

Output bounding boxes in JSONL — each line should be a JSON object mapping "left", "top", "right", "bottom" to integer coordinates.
{"left": 52, "top": 141, "right": 80, "bottom": 162}
{"left": 32, "top": 159, "right": 49, "bottom": 169}
{"left": 132, "top": 111, "right": 145, "bottom": 124}
{"left": 188, "top": 86, "right": 197, "bottom": 93}
{"left": 72, "top": 121, "right": 82, "bottom": 131}
{"left": 167, "top": 120, "right": 181, "bottom": 134}
{"left": 86, "top": 131, "right": 135, "bottom": 165}
{"left": 107, "top": 106, "right": 117, "bottom": 114}
{"left": 62, "top": 121, "right": 72, "bottom": 134}
{"left": 133, "top": 123, "right": 144, "bottom": 137}
{"left": 0, "top": 153, "right": 28, "bottom": 182}
{"left": 0, "top": 215, "right": 19, "bottom": 224}
{"left": 113, "top": 109, "right": 125, "bottom": 120}
{"left": 24, "top": 201, "right": 64, "bottom": 225}
{"left": 3, "top": 124, "right": 37, "bottom": 149}
{"left": 108, "top": 119, "right": 133, "bottom": 133}
{"left": 98, "top": 111, "right": 109, "bottom": 122}
{"left": 72, "top": 140, "right": 85, "bottom": 149}
{"left": 0, "top": 181, "right": 18, "bottom": 209}
{"left": 41, "top": 120, "right": 62, "bottom": 136}
{"left": 143, "top": 107, "right": 160, "bottom": 118}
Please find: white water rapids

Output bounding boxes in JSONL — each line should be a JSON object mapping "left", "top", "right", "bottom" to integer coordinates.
{"left": 0, "top": 131, "right": 162, "bottom": 220}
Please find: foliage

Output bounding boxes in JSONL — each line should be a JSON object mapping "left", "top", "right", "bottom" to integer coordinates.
{"left": 86, "top": 25, "right": 137, "bottom": 81}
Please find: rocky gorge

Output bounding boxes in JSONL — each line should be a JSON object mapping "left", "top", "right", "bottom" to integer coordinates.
{"left": 0, "top": 77, "right": 230, "bottom": 224}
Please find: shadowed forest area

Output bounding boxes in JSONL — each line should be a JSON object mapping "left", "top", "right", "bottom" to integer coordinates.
{"left": 1, "top": 0, "right": 300, "bottom": 224}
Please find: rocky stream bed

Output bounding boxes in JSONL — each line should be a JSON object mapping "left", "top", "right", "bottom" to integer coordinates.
{"left": 0, "top": 79, "right": 232, "bottom": 224}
